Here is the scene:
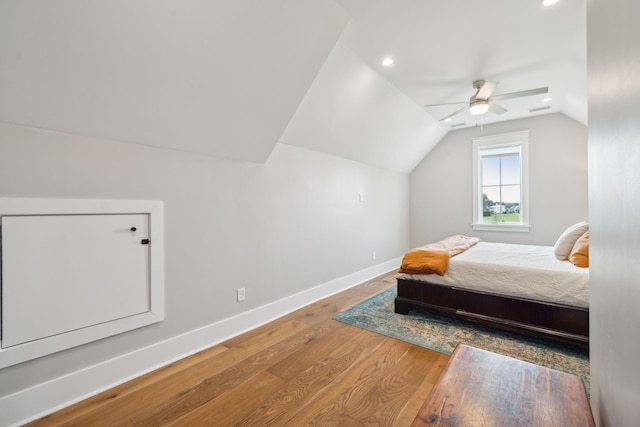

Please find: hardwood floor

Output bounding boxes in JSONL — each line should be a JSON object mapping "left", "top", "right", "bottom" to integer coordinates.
{"left": 27, "top": 271, "right": 449, "bottom": 426}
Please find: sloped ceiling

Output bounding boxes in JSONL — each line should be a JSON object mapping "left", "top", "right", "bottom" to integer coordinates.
{"left": 335, "top": 0, "right": 587, "bottom": 130}
{"left": 279, "top": 42, "right": 445, "bottom": 173}
{"left": 0, "top": 1, "right": 587, "bottom": 173}
{"left": 0, "top": 1, "right": 348, "bottom": 163}
{"left": 278, "top": 0, "right": 587, "bottom": 173}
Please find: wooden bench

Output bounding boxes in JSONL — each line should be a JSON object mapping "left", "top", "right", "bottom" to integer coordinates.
{"left": 412, "top": 344, "right": 595, "bottom": 426}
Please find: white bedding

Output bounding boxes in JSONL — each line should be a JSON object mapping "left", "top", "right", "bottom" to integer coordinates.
{"left": 398, "top": 242, "right": 589, "bottom": 308}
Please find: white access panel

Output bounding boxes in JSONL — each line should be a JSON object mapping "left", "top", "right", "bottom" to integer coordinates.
{"left": 0, "top": 198, "right": 164, "bottom": 368}
{"left": 1, "top": 214, "right": 150, "bottom": 348}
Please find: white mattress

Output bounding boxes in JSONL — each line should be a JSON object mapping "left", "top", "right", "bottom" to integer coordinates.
{"left": 398, "top": 242, "right": 589, "bottom": 308}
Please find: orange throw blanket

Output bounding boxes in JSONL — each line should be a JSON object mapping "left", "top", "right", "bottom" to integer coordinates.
{"left": 398, "top": 235, "right": 481, "bottom": 276}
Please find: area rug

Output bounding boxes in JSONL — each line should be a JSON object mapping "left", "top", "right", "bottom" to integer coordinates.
{"left": 335, "top": 286, "right": 590, "bottom": 393}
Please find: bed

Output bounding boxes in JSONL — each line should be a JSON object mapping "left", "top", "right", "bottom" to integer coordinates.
{"left": 395, "top": 232, "right": 590, "bottom": 348}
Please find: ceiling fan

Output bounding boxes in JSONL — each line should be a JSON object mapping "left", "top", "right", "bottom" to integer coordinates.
{"left": 424, "top": 80, "right": 548, "bottom": 122}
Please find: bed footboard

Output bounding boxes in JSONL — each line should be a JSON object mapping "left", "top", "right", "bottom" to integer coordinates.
{"left": 395, "top": 278, "right": 589, "bottom": 348}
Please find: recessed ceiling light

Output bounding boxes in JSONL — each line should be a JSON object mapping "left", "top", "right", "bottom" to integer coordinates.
{"left": 382, "top": 57, "right": 394, "bottom": 67}
{"left": 542, "top": 97, "right": 552, "bottom": 103}
{"left": 444, "top": 117, "right": 452, "bottom": 122}
{"left": 542, "top": 0, "right": 559, "bottom": 6}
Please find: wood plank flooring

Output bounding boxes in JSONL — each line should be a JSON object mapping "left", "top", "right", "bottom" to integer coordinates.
{"left": 27, "top": 271, "right": 449, "bottom": 426}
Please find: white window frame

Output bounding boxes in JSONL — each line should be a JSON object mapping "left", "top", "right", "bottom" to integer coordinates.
{"left": 472, "top": 130, "right": 530, "bottom": 232}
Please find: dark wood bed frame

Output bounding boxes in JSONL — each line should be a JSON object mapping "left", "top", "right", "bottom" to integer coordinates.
{"left": 395, "top": 277, "right": 589, "bottom": 348}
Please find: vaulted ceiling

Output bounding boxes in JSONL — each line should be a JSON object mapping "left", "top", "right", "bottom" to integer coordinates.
{"left": 336, "top": 0, "right": 587, "bottom": 128}
{"left": 0, "top": 1, "right": 586, "bottom": 173}
{"left": 0, "top": 1, "right": 348, "bottom": 163}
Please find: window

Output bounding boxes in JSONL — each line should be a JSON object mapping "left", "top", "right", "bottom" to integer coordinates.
{"left": 472, "top": 131, "right": 530, "bottom": 232}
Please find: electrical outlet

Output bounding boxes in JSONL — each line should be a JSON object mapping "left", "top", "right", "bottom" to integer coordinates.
{"left": 372, "top": 251, "right": 376, "bottom": 260}
{"left": 237, "top": 288, "right": 245, "bottom": 302}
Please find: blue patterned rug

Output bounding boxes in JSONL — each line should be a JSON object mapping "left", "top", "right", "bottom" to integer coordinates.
{"left": 335, "top": 285, "right": 590, "bottom": 394}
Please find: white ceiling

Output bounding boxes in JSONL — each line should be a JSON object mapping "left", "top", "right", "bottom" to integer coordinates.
{"left": 278, "top": 42, "right": 446, "bottom": 173}
{"left": 0, "top": 1, "right": 349, "bottom": 163}
{"left": 335, "top": 0, "right": 587, "bottom": 129}
{"left": 0, "top": 1, "right": 587, "bottom": 173}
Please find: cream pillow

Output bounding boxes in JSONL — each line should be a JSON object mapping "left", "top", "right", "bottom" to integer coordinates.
{"left": 554, "top": 221, "right": 589, "bottom": 260}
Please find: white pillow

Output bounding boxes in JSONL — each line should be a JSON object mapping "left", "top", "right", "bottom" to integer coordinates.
{"left": 554, "top": 221, "right": 589, "bottom": 260}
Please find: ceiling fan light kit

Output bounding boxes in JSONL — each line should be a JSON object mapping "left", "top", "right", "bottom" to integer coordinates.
{"left": 424, "top": 80, "right": 548, "bottom": 123}
{"left": 469, "top": 99, "right": 489, "bottom": 115}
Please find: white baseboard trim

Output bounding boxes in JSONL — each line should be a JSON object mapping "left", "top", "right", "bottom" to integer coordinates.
{"left": 0, "top": 258, "right": 401, "bottom": 427}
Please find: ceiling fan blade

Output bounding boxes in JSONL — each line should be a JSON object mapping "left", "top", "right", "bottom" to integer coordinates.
{"left": 439, "top": 105, "right": 469, "bottom": 122}
{"left": 424, "top": 101, "right": 467, "bottom": 108}
{"left": 475, "top": 81, "right": 498, "bottom": 100}
{"left": 489, "top": 103, "right": 508, "bottom": 115}
{"left": 489, "top": 87, "right": 548, "bottom": 102}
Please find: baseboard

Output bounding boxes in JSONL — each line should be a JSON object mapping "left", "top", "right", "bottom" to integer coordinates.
{"left": 0, "top": 258, "right": 401, "bottom": 426}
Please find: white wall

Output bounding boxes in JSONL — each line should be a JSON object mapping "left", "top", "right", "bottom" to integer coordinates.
{"left": 0, "top": 5, "right": 433, "bottom": 423}
{"left": 0, "top": 122, "right": 409, "bottom": 423}
{"left": 410, "top": 113, "right": 588, "bottom": 247}
{"left": 587, "top": 0, "right": 640, "bottom": 425}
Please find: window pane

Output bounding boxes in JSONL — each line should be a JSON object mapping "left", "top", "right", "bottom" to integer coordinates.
{"left": 480, "top": 154, "right": 521, "bottom": 223}
{"left": 500, "top": 153, "right": 520, "bottom": 185}
{"left": 473, "top": 131, "right": 528, "bottom": 229}
{"left": 482, "top": 187, "right": 501, "bottom": 204}
{"left": 481, "top": 156, "right": 500, "bottom": 186}
{"left": 502, "top": 185, "right": 521, "bottom": 223}
{"left": 481, "top": 187, "right": 501, "bottom": 223}
{"left": 502, "top": 184, "right": 520, "bottom": 204}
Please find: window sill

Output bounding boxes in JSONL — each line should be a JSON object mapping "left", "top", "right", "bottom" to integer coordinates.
{"left": 472, "top": 223, "right": 531, "bottom": 233}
